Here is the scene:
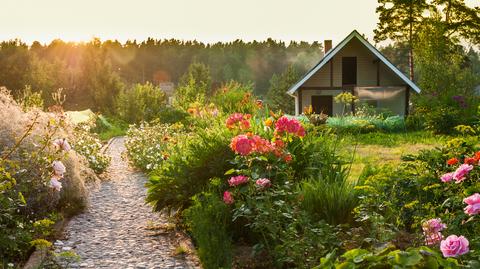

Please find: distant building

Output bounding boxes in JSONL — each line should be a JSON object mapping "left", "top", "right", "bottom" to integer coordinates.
{"left": 287, "top": 30, "right": 421, "bottom": 116}
{"left": 158, "top": 82, "right": 175, "bottom": 96}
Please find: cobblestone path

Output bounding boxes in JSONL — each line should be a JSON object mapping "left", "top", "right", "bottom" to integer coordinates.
{"left": 53, "top": 137, "right": 198, "bottom": 269}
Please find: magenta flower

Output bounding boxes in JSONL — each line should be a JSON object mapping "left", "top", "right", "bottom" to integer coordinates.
{"left": 453, "top": 164, "right": 473, "bottom": 183}
{"left": 440, "top": 172, "right": 454, "bottom": 183}
{"left": 422, "top": 218, "right": 446, "bottom": 245}
{"left": 440, "top": 235, "right": 469, "bottom": 257}
{"left": 223, "top": 191, "right": 234, "bottom": 205}
{"left": 255, "top": 178, "right": 272, "bottom": 189}
{"left": 228, "top": 175, "right": 249, "bottom": 187}
{"left": 275, "top": 116, "right": 305, "bottom": 137}
{"left": 464, "top": 193, "right": 480, "bottom": 216}
{"left": 230, "top": 135, "right": 254, "bottom": 156}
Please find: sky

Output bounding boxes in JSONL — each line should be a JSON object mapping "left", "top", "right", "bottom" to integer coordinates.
{"left": 0, "top": 0, "right": 478, "bottom": 45}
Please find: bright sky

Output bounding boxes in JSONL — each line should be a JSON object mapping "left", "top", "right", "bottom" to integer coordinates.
{"left": 0, "top": 0, "right": 478, "bottom": 45}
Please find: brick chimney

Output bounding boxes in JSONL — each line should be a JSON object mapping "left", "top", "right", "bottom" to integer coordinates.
{"left": 324, "top": 40, "right": 332, "bottom": 54}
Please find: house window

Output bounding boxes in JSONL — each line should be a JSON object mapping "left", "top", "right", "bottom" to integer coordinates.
{"left": 342, "top": 57, "right": 357, "bottom": 85}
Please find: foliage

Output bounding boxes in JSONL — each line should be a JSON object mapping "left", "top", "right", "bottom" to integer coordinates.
{"left": 174, "top": 62, "right": 212, "bottom": 109}
{"left": 18, "top": 85, "right": 44, "bottom": 111}
{"left": 184, "top": 189, "right": 233, "bottom": 269}
{"left": 316, "top": 246, "right": 461, "bottom": 269}
{"left": 116, "top": 82, "right": 167, "bottom": 123}
{"left": 211, "top": 81, "right": 258, "bottom": 114}
{"left": 326, "top": 115, "right": 406, "bottom": 133}
{"left": 266, "top": 65, "right": 299, "bottom": 114}
{"left": 146, "top": 118, "right": 235, "bottom": 212}
{"left": 90, "top": 115, "right": 128, "bottom": 141}
{"left": 71, "top": 122, "right": 111, "bottom": 174}
{"left": 125, "top": 122, "right": 186, "bottom": 171}
{"left": 334, "top": 92, "right": 358, "bottom": 115}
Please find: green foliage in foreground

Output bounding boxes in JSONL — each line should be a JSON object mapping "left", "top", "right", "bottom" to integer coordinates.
{"left": 327, "top": 115, "right": 406, "bottom": 133}
{"left": 184, "top": 189, "right": 233, "bottom": 269}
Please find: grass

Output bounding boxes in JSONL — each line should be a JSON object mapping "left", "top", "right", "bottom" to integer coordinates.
{"left": 339, "top": 131, "right": 449, "bottom": 180}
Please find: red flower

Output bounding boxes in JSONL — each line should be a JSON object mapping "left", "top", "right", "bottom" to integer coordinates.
{"left": 226, "top": 113, "right": 251, "bottom": 130}
{"left": 283, "top": 154, "right": 292, "bottom": 163}
{"left": 230, "top": 135, "right": 254, "bottom": 156}
{"left": 447, "top": 158, "right": 459, "bottom": 165}
{"left": 475, "top": 152, "right": 480, "bottom": 161}
{"left": 464, "top": 157, "right": 476, "bottom": 165}
{"left": 275, "top": 116, "right": 305, "bottom": 137}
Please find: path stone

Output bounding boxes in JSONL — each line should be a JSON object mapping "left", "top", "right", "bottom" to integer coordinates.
{"left": 54, "top": 137, "right": 198, "bottom": 268}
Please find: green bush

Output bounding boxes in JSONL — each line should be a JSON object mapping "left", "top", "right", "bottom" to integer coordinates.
{"left": 211, "top": 81, "right": 258, "bottom": 114}
{"left": 184, "top": 189, "right": 233, "bottom": 269}
{"left": 326, "top": 115, "right": 405, "bottom": 133}
{"left": 71, "top": 122, "right": 111, "bottom": 173}
{"left": 116, "top": 82, "right": 167, "bottom": 123}
{"left": 146, "top": 119, "right": 235, "bottom": 212}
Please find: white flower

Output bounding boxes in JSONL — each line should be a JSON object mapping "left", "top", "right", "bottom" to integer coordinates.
{"left": 53, "top": 138, "right": 71, "bottom": 152}
{"left": 52, "top": 160, "right": 66, "bottom": 177}
{"left": 49, "top": 178, "right": 62, "bottom": 191}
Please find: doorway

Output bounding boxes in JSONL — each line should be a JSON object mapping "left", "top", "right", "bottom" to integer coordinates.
{"left": 311, "top": 95, "right": 333, "bottom": 116}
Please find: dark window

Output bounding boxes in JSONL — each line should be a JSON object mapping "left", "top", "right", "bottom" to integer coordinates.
{"left": 311, "top": 95, "right": 333, "bottom": 116}
{"left": 342, "top": 57, "right": 357, "bottom": 85}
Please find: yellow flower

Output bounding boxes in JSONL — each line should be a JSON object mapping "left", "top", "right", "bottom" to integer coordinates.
{"left": 264, "top": 118, "right": 273, "bottom": 127}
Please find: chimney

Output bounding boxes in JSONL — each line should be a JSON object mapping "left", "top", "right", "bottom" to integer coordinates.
{"left": 324, "top": 40, "right": 332, "bottom": 54}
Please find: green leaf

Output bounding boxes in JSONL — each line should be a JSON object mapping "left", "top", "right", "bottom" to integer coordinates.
{"left": 224, "top": 168, "right": 236, "bottom": 175}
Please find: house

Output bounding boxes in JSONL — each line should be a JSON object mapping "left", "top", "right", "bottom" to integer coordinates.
{"left": 287, "top": 30, "right": 421, "bottom": 116}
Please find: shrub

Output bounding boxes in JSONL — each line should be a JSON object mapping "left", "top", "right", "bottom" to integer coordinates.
{"left": 71, "top": 122, "right": 111, "bottom": 174}
{"left": 116, "top": 82, "right": 167, "bottom": 123}
{"left": 211, "top": 81, "right": 258, "bottom": 114}
{"left": 146, "top": 119, "right": 235, "bottom": 212}
{"left": 184, "top": 188, "right": 233, "bottom": 269}
{"left": 326, "top": 115, "right": 405, "bottom": 133}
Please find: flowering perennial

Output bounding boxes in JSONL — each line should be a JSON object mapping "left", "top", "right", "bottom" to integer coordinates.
{"left": 446, "top": 158, "right": 458, "bottom": 165}
{"left": 422, "top": 218, "right": 446, "bottom": 245}
{"left": 228, "top": 175, "right": 249, "bottom": 187}
{"left": 53, "top": 138, "right": 71, "bottom": 152}
{"left": 453, "top": 164, "right": 473, "bottom": 183}
{"left": 463, "top": 193, "right": 480, "bottom": 216}
{"left": 255, "top": 178, "right": 271, "bottom": 189}
{"left": 226, "top": 113, "right": 251, "bottom": 130}
{"left": 440, "top": 235, "right": 469, "bottom": 257}
{"left": 223, "top": 191, "right": 234, "bottom": 205}
{"left": 275, "top": 116, "right": 305, "bottom": 137}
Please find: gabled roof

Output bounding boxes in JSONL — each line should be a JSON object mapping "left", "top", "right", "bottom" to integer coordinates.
{"left": 287, "top": 30, "right": 421, "bottom": 95}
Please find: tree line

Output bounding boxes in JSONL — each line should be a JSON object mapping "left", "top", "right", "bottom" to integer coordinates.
{"left": 0, "top": 38, "right": 322, "bottom": 113}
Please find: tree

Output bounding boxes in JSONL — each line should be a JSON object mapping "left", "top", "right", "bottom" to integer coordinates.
{"left": 266, "top": 65, "right": 300, "bottom": 114}
{"left": 178, "top": 62, "right": 212, "bottom": 96}
{"left": 374, "top": 0, "right": 430, "bottom": 81}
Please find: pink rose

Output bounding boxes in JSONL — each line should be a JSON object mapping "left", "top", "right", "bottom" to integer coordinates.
{"left": 52, "top": 160, "right": 66, "bottom": 177}
{"left": 422, "top": 218, "right": 446, "bottom": 245}
{"left": 255, "top": 178, "right": 271, "bottom": 189}
{"left": 453, "top": 164, "right": 473, "bottom": 183}
{"left": 440, "top": 172, "right": 454, "bottom": 183}
{"left": 223, "top": 191, "right": 234, "bottom": 205}
{"left": 440, "top": 235, "right": 469, "bottom": 257}
{"left": 53, "top": 138, "right": 71, "bottom": 152}
{"left": 228, "top": 175, "right": 249, "bottom": 187}
{"left": 464, "top": 193, "right": 480, "bottom": 215}
{"left": 49, "top": 177, "right": 62, "bottom": 191}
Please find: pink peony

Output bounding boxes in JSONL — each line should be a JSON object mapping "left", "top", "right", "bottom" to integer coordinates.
{"left": 49, "top": 177, "right": 62, "bottom": 191}
{"left": 275, "top": 116, "right": 305, "bottom": 137}
{"left": 453, "top": 164, "right": 473, "bottom": 183}
{"left": 53, "top": 138, "right": 71, "bottom": 152}
{"left": 422, "top": 218, "right": 446, "bottom": 245}
{"left": 464, "top": 193, "right": 480, "bottom": 215}
{"left": 228, "top": 175, "right": 249, "bottom": 186}
{"left": 440, "top": 172, "right": 454, "bottom": 183}
{"left": 440, "top": 235, "right": 469, "bottom": 257}
{"left": 223, "top": 191, "right": 234, "bottom": 204}
{"left": 255, "top": 178, "right": 271, "bottom": 189}
{"left": 230, "top": 135, "right": 254, "bottom": 156}
{"left": 251, "top": 135, "right": 275, "bottom": 154}
{"left": 52, "top": 160, "right": 66, "bottom": 177}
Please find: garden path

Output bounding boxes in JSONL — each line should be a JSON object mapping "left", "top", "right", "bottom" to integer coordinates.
{"left": 52, "top": 137, "right": 198, "bottom": 269}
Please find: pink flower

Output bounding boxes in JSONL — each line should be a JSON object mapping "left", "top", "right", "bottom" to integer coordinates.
{"left": 52, "top": 160, "right": 66, "bottom": 177}
{"left": 255, "top": 178, "right": 271, "bottom": 189}
{"left": 440, "top": 172, "right": 454, "bottom": 183}
{"left": 251, "top": 135, "right": 275, "bottom": 154}
{"left": 228, "top": 175, "right": 249, "bottom": 187}
{"left": 275, "top": 116, "right": 305, "bottom": 137}
{"left": 49, "top": 177, "right": 62, "bottom": 191}
{"left": 453, "top": 164, "right": 473, "bottom": 183}
{"left": 53, "top": 138, "right": 71, "bottom": 152}
{"left": 226, "top": 113, "right": 251, "bottom": 130}
{"left": 464, "top": 193, "right": 480, "bottom": 215}
{"left": 223, "top": 191, "right": 234, "bottom": 204}
{"left": 422, "top": 218, "right": 446, "bottom": 245}
{"left": 230, "top": 135, "right": 254, "bottom": 156}
{"left": 440, "top": 235, "right": 469, "bottom": 257}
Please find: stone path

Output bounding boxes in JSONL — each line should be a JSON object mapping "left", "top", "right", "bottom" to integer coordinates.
{"left": 53, "top": 137, "right": 198, "bottom": 269}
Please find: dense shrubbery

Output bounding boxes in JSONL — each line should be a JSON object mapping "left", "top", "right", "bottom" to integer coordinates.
{"left": 326, "top": 115, "right": 405, "bottom": 133}
{"left": 0, "top": 88, "right": 96, "bottom": 266}
{"left": 116, "top": 82, "right": 167, "bottom": 123}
